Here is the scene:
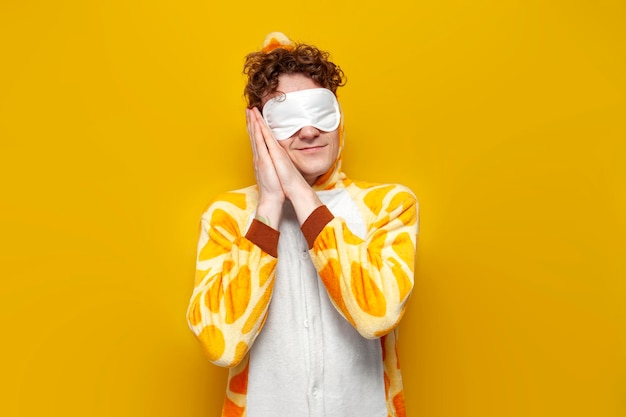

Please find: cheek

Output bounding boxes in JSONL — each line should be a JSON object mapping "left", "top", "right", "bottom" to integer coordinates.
{"left": 277, "top": 138, "right": 293, "bottom": 152}
{"left": 329, "top": 134, "right": 340, "bottom": 157}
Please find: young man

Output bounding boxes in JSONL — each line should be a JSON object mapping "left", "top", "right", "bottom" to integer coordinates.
{"left": 187, "top": 32, "right": 419, "bottom": 417}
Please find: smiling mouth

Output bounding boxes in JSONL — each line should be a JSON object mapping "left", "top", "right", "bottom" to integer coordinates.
{"left": 298, "top": 145, "right": 326, "bottom": 152}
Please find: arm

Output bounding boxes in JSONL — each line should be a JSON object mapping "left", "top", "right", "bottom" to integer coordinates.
{"left": 186, "top": 196, "right": 279, "bottom": 367}
{"left": 187, "top": 109, "right": 291, "bottom": 367}
{"left": 303, "top": 184, "right": 419, "bottom": 339}
{"left": 247, "top": 106, "right": 418, "bottom": 337}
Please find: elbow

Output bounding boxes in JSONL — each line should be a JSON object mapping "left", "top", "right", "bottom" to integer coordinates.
{"left": 354, "top": 319, "right": 399, "bottom": 340}
{"left": 195, "top": 331, "right": 250, "bottom": 368}
{"left": 190, "top": 322, "right": 237, "bottom": 368}
{"left": 351, "top": 303, "right": 408, "bottom": 340}
{"left": 208, "top": 352, "right": 244, "bottom": 368}
{"left": 197, "top": 340, "right": 245, "bottom": 368}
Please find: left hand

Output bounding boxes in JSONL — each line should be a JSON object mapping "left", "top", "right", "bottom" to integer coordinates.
{"left": 248, "top": 107, "right": 311, "bottom": 200}
{"left": 248, "top": 107, "right": 323, "bottom": 223}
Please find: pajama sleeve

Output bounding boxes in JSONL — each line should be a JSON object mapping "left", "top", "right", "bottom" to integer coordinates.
{"left": 303, "top": 184, "right": 419, "bottom": 339}
{"left": 186, "top": 193, "right": 278, "bottom": 367}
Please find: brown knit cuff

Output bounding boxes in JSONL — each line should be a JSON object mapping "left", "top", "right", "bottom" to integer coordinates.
{"left": 301, "top": 205, "right": 334, "bottom": 249}
{"left": 245, "top": 219, "right": 279, "bottom": 258}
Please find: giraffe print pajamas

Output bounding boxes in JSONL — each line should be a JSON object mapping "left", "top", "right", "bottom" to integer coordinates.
{"left": 188, "top": 177, "right": 418, "bottom": 417}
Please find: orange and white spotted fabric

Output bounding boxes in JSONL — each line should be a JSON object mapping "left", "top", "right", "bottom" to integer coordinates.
{"left": 187, "top": 126, "right": 418, "bottom": 417}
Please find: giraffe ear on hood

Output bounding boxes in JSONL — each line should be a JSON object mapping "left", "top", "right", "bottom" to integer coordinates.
{"left": 261, "top": 32, "right": 295, "bottom": 53}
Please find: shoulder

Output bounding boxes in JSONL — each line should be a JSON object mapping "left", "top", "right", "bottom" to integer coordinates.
{"left": 346, "top": 180, "right": 418, "bottom": 211}
{"left": 200, "top": 185, "right": 258, "bottom": 222}
{"left": 339, "top": 180, "right": 418, "bottom": 232}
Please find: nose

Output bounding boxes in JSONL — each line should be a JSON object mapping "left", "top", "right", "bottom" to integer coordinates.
{"left": 297, "top": 125, "right": 321, "bottom": 140}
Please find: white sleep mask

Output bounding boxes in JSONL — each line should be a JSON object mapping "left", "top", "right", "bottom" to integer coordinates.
{"left": 262, "top": 88, "right": 341, "bottom": 140}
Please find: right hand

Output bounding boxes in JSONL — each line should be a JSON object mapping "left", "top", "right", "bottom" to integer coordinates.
{"left": 246, "top": 108, "right": 284, "bottom": 228}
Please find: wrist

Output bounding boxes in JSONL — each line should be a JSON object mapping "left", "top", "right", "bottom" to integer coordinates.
{"left": 290, "top": 188, "right": 323, "bottom": 225}
{"left": 256, "top": 199, "right": 283, "bottom": 229}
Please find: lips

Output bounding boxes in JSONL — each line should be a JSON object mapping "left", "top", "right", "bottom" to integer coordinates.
{"left": 297, "top": 145, "right": 327, "bottom": 152}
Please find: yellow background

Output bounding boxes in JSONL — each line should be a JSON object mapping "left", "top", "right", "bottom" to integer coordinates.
{"left": 1, "top": 0, "right": 624, "bottom": 416}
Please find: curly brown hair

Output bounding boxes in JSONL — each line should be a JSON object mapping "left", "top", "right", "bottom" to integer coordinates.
{"left": 243, "top": 43, "right": 346, "bottom": 110}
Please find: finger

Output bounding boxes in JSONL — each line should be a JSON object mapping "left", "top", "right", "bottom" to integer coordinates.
{"left": 251, "top": 111, "right": 271, "bottom": 159}
{"left": 246, "top": 108, "right": 260, "bottom": 160}
{"left": 251, "top": 107, "right": 296, "bottom": 172}
{"left": 250, "top": 112, "right": 281, "bottom": 189}
{"left": 251, "top": 107, "right": 281, "bottom": 150}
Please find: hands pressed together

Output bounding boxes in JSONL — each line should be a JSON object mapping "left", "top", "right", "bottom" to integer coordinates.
{"left": 246, "top": 107, "right": 323, "bottom": 229}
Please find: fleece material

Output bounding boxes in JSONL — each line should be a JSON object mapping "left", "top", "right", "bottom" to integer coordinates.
{"left": 187, "top": 123, "right": 418, "bottom": 417}
{"left": 187, "top": 176, "right": 418, "bottom": 417}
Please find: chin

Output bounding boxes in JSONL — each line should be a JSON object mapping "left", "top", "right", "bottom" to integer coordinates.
{"left": 301, "top": 167, "right": 329, "bottom": 179}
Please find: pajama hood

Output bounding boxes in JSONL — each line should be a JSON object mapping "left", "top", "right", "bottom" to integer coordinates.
{"left": 260, "top": 32, "right": 347, "bottom": 193}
